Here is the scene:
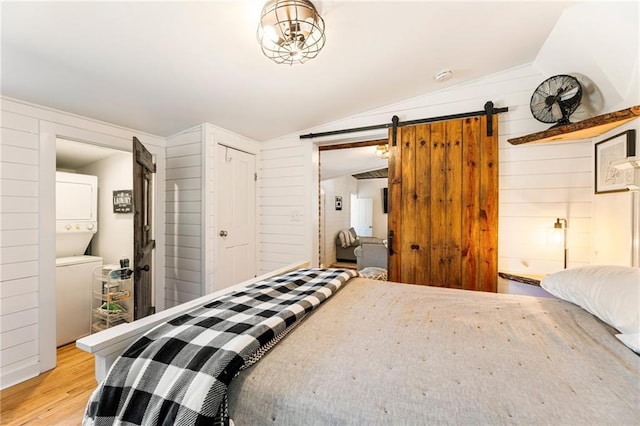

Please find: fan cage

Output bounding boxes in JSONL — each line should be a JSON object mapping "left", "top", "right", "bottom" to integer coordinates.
{"left": 257, "top": 0, "right": 326, "bottom": 65}
{"left": 529, "top": 74, "right": 582, "bottom": 125}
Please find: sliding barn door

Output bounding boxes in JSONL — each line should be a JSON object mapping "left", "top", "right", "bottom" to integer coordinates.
{"left": 387, "top": 115, "right": 498, "bottom": 292}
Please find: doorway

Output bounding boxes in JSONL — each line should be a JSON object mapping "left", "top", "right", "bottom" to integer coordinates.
{"left": 38, "top": 122, "right": 165, "bottom": 375}
{"left": 318, "top": 140, "right": 388, "bottom": 267}
{"left": 55, "top": 138, "right": 133, "bottom": 347}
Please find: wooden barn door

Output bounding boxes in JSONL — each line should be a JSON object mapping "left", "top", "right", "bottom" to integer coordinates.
{"left": 387, "top": 115, "right": 498, "bottom": 292}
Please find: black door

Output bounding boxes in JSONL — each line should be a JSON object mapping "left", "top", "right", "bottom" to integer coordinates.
{"left": 133, "top": 136, "right": 156, "bottom": 319}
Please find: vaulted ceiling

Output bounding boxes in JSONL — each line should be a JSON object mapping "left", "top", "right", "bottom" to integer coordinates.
{"left": 2, "top": 1, "right": 578, "bottom": 141}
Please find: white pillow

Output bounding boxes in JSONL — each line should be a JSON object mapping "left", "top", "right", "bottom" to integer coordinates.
{"left": 616, "top": 333, "right": 640, "bottom": 354}
{"left": 540, "top": 265, "right": 640, "bottom": 335}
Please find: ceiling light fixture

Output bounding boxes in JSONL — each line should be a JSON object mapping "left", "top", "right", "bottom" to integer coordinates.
{"left": 257, "top": 0, "right": 326, "bottom": 65}
{"left": 375, "top": 144, "right": 389, "bottom": 159}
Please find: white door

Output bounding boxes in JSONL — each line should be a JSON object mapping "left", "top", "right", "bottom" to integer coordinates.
{"left": 216, "top": 145, "right": 256, "bottom": 290}
{"left": 355, "top": 198, "right": 373, "bottom": 237}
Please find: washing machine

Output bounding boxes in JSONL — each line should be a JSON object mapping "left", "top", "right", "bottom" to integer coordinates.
{"left": 56, "top": 255, "right": 102, "bottom": 346}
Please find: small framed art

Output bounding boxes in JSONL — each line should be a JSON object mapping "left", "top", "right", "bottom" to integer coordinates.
{"left": 595, "top": 129, "right": 637, "bottom": 194}
{"left": 113, "top": 190, "right": 133, "bottom": 213}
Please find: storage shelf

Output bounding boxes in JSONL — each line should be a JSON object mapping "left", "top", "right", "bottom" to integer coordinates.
{"left": 92, "top": 266, "right": 133, "bottom": 333}
{"left": 508, "top": 105, "right": 640, "bottom": 145}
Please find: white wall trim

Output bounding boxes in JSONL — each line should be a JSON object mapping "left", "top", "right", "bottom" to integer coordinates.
{"left": 37, "top": 120, "right": 166, "bottom": 373}
{"left": 38, "top": 122, "right": 57, "bottom": 373}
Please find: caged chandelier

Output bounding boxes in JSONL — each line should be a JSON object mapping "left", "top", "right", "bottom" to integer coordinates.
{"left": 257, "top": 0, "right": 326, "bottom": 65}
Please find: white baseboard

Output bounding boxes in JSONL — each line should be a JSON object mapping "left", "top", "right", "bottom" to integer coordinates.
{"left": 0, "top": 358, "right": 39, "bottom": 390}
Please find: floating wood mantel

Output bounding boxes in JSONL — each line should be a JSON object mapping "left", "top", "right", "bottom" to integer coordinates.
{"left": 508, "top": 105, "right": 640, "bottom": 145}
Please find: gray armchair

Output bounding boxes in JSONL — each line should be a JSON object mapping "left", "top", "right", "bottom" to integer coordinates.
{"left": 354, "top": 242, "right": 388, "bottom": 271}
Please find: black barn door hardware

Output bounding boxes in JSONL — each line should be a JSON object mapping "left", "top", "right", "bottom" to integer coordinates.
{"left": 299, "top": 101, "right": 508, "bottom": 144}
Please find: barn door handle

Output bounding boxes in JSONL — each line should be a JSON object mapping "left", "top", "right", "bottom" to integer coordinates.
{"left": 388, "top": 230, "right": 394, "bottom": 256}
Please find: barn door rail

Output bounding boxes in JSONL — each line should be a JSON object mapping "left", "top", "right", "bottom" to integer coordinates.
{"left": 299, "top": 101, "right": 508, "bottom": 144}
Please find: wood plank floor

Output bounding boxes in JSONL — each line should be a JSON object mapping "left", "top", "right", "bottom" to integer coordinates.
{"left": 329, "top": 261, "right": 357, "bottom": 270}
{"left": 0, "top": 344, "right": 96, "bottom": 425}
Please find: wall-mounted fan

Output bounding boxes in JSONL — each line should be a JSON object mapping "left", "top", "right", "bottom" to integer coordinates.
{"left": 530, "top": 74, "right": 582, "bottom": 127}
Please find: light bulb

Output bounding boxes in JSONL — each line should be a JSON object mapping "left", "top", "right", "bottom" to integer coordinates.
{"left": 262, "top": 25, "right": 279, "bottom": 43}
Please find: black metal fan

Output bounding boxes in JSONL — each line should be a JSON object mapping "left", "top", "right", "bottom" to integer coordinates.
{"left": 530, "top": 74, "right": 582, "bottom": 127}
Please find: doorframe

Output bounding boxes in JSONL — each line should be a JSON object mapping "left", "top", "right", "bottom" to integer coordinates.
{"left": 316, "top": 138, "right": 389, "bottom": 266}
{"left": 39, "top": 121, "right": 165, "bottom": 372}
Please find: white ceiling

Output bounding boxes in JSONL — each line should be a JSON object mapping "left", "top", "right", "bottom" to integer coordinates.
{"left": 321, "top": 145, "right": 388, "bottom": 180}
{"left": 1, "top": 1, "right": 577, "bottom": 142}
{"left": 56, "top": 138, "right": 129, "bottom": 170}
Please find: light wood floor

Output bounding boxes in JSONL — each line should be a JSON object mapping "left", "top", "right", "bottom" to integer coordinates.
{"left": 0, "top": 344, "right": 96, "bottom": 425}
{"left": 329, "top": 261, "right": 357, "bottom": 270}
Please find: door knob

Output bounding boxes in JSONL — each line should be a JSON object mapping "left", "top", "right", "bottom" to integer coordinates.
{"left": 136, "top": 265, "right": 150, "bottom": 273}
{"left": 219, "top": 230, "right": 228, "bottom": 237}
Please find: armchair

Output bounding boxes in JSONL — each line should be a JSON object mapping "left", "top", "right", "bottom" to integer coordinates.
{"left": 335, "top": 227, "right": 382, "bottom": 262}
{"left": 354, "top": 242, "right": 388, "bottom": 271}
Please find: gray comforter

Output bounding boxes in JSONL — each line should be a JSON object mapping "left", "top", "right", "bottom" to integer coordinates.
{"left": 228, "top": 277, "right": 639, "bottom": 425}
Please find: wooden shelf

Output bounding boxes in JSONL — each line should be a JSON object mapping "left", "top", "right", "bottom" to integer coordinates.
{"left": 508, "top": 105, "right": 640, "bottom": 145}
{"left": 498, "top": 272, "right": 544, "bottom": 287}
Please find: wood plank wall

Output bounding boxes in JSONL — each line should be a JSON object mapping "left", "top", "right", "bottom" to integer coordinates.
{"left": 0, "top": 111, "right": 41, "bottom": 387}
{"left": 259, "top": 64, "right": 604, "bottom": 276}
{"left": 165, "top": 126, "right": 204, "bottom": 307}
{"left": 0, "top": 98, "right": 166, "bottom": 389}
{"left": 259, "top": 139, "right": 308, "bottom": 273}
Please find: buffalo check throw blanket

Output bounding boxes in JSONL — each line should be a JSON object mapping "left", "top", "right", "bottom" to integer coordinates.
{"left": 83, "top": 268, "right": 356, "bottom": 426}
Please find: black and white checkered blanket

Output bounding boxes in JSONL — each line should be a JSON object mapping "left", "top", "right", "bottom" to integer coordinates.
{"left": 83, "top": 268, "right": 356, "bottom": 426}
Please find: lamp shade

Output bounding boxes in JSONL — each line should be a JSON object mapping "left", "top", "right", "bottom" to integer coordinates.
{"left": 257, "top": 0, "right": 326, "bottom": 65}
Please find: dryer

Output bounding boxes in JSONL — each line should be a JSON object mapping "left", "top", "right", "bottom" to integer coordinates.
{"left": 55, "top": 171, "right": 98, "bottom": 257}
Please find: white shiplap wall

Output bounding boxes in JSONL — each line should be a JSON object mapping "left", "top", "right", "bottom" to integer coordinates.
{"left": 0, "top": 97, "right": 166, "bottom": 389}
{"left": 320, "top": 175, "right": 357, "bottom": 265}
{"left": 0, "top": 112, "right": 40, "bottom": 388}
{"left": 165, "top": 126, "right": 204, "bottom": 308}
{"left": 259, "top": 139, "right": 312, "bottom": 273}
{"left": 259, "top": 64, "right": 634, "bottom": 276}
{"left": 165, "top": 124, "right": 261, "bottom": 304}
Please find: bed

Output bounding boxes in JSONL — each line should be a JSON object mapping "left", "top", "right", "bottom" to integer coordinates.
{"left": 78, "top": 262, "right": 640, "bottom": 425}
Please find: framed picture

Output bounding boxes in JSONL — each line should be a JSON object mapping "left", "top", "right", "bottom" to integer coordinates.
{"left": 113, "top": 190, "right": 133, "bottom": 213}
{"left": 595, "top": 129, "right": 637, "bottom": 194}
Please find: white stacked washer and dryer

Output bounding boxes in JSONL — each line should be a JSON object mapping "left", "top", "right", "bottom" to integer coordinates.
{"left": 55, "top": 172, "right": 102, "bottom": 347}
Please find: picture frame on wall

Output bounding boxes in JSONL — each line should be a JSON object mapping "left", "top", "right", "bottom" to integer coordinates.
{"left": 113, "top": 189, "right": 133, "bottom": 213}
{"left": 595, "top": 129, "right": 637, "bottom": 194}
